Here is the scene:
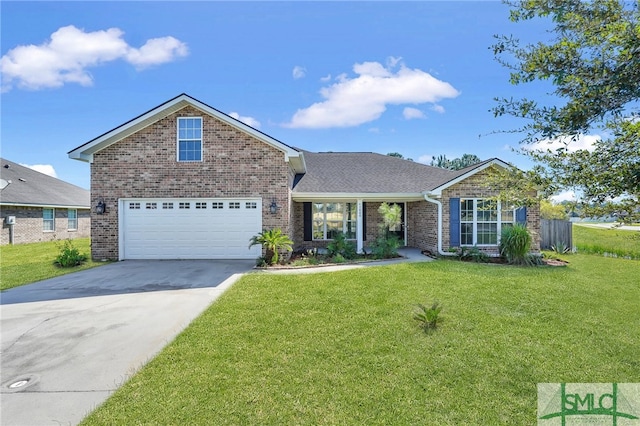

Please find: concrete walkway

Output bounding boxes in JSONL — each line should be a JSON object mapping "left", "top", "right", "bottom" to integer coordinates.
{"left": 260, "top": 247, "right": 435, "bottom": 274}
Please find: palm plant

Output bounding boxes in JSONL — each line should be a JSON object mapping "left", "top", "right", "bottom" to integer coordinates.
{"left": 248, "top": 228, "right": 293, "bottom": 265}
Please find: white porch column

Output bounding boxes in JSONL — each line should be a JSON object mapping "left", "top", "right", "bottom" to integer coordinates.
{"left": 356, "top": 199, "right": 364, "bottom": 253}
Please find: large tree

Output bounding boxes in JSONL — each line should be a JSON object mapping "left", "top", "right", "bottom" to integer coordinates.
{"left": 430, "top": 153, "right": 482, "bottom": 170}
{"left": 493, "top": 0, "right": 640, "bottom": 222}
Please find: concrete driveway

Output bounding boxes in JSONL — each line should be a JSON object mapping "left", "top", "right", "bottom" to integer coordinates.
{"left": 1, "top": 259, "right": 254, "bottom": 426}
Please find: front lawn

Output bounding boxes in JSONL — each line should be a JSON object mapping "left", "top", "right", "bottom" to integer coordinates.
{"left": 573, "top": 224, "right": 640, "bottom": 259}
{"left": 82, "top": 254, "right": 639, "bottom": 425}
{"left": 0, "top": 238, "right": 104, "bottom": 291}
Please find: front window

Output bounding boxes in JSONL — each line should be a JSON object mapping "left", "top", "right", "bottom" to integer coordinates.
{"left": 43, "top": 208, "right": 55, "bottom": 231}
{"left": 177, "top": 117, "right": 202, "bottom": 162}
{"left": 68, "top": 209, "right": 77, "bottom": 230}
{"left": 312, "top": 202, "right": 357, "bottom": 240}
{"left": 460, "top": 199, "right": 514, "bottom": 246}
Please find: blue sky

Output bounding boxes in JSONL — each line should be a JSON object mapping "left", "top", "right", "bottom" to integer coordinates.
{"left": 2, "top": 1, "right": 558, "bottom": 190}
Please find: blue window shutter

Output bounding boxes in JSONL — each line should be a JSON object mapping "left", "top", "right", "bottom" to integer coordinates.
{"left": 303, "top": 202, "right": 312, "bottom": 241}
{"left": 516, "top": 207, "right": 527, "bottom": 225}
{"left": 449, "top": 198, "right": 460, "bottom": 247}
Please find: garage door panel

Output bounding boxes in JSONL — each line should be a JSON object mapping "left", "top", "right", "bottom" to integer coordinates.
{"left": 122, "top": 198, "right": 262, "bottom": 260}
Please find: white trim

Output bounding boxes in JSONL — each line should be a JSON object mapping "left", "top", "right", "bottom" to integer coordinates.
{"left": 429, "top": 158, "right": 511, "bottom": 196}
{"left": 292, "top": 192, "right": 425, "bottom": 202}
{"left": 68, "top": 94, "right": 305, "bottom": 173}
{"left": 356, "top": 199, "right": 363, "bottom": 253}
{"left": 0, "top": 202, "right": 90, "bottom": 209}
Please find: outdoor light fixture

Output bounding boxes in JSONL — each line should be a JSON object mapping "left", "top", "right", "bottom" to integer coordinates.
{"left": 95, "top": 199, "right": 106, "bottom": 215}
{"left": 269, "top": 199, "right": 279, "bottom": 214}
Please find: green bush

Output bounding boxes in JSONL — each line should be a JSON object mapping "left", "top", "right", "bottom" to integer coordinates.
{"left": 455, "top": 246, "right": 490, "bottom": 263}
{"left": 371, "top": 235, "right": 401, "bottom": 259}
{"left": 54, "top": 239, "right": 88, "bottom": 268}
{"left": 249, "top": 229, "right": 293, "bottom": 265}
{"left": 327, "top": 232, "right": 357, "bottom": 259}
{"left": 499, "top": 224, "right": 533, "bottom": 265}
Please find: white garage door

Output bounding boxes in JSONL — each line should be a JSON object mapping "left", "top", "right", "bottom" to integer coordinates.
{"left": 120, "top": 198, "right": 262, "bottom": 260}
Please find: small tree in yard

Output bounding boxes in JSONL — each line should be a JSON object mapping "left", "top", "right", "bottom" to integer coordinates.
{"left": 372, "top": 202, "right": 402, "bottom": 258}
{"left": 249, "top": 229, "right": 293, "bottom": 265}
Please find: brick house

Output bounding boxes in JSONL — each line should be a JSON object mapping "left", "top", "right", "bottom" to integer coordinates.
{"left": 68, "top": 94, "right": 539, "bottom": 261}
{"left": 1, "top": 158, "right": 90, "bottom": 245}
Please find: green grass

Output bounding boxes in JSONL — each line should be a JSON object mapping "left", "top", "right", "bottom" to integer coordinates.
{"left": 573, "top": 224, "right": 640, "bottom": 259}
{"left": 0, "top": 238, "right": 105, "bottom": 290}
{"left": 82, "top": 255, "right": 639, "bottom": 425}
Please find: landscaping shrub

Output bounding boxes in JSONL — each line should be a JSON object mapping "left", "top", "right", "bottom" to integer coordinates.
{"left": 327, "top": 232, "right": 357, "bottom": 259}
{"left": 54, "top": 239, "right": 88, "bottom": 268}
{"left": 371, "top": 234, "right": 401, "bottom": 259}
{"left": 249, "top": 229, "right": 293, "bottom": 265}
{"left": 499, "top": 224, "right": 533, "bottom": 265}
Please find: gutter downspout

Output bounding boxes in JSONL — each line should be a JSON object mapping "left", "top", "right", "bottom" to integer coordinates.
{"left": 423, "top": 194, "right": 455, "bottom": 256}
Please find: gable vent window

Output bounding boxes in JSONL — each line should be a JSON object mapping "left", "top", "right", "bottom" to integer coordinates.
{"left": 177, "top": 117, "right": 202, "bottom": 162}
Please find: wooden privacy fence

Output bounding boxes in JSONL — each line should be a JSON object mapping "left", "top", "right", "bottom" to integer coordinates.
{"left": 540, "top": 219, "right": 573, "bottom": 250}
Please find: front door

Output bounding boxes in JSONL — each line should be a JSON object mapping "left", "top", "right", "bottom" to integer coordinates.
{"left": 387, "top": 202, "right": 406, "bottom": 246}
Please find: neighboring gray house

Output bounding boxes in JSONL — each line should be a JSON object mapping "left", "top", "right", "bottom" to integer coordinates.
{"left": 67, "top": 93, "right": 540, "bottom": 261}
{"left": 0, "top": 158, "right": 90, "bottom": 245}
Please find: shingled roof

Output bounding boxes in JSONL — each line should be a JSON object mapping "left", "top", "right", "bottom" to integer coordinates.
{"left": 0, "top": 158, "right": 90, "bottom": 208}
{"left": 292, "top": 152, "right": 461, "bottom": 194}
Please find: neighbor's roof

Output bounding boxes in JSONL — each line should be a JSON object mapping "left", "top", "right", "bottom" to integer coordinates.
{"left": 67, "top": 93, "right": 306, "bottom": 174}
{"left": 0, "top": 158, "right": 90, "bottom": 208}
{"left": 291, "top": 153, "right": 510, "bottom": 199}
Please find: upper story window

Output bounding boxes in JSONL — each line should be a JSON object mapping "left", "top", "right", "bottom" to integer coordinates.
{"left": 177, "top": 117, "right": 202, "bottom": 162}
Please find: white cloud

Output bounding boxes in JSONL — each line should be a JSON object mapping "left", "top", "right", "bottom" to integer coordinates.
{"left": 551, "top": 190, "right": 578, "bottom": 203}
{"left": 417, "top": 155, "right": 433, "bottom": 164}
{"left": 292, "top": 65, "right": 306, "bottom": 79}
{"left": 125, "top": 36, "right": 188, "bottom": 70}
{"left": 526, "top": 134, "right": 599, "bottom": 153}
{"left": 431, "top": 104, "right": 445, "bottom": 114}
{"left": 403, "top": 107, "right": 425, "bottom": 120}
{"left": 1, "top": 25, "right": 188, "bottom": 91}
{"left": 229, "top": 112, "right": 261, "bottom": 129}
{"left": 20, "top": 163, "right": 57, "bottom": 177}
{"left": 320, "top": 74, "right": 332, "bottom": 82}
{"left": 285, "top": 58, "right": 459, "bottom": 128}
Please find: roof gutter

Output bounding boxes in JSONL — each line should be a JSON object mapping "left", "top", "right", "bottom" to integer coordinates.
{"left": 423, "top": 193, "right": 455, "bottom": 256}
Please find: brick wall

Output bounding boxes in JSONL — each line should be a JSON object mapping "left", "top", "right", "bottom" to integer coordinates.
{"left": 441, "top": 167, "right": 541, "bottom": 254}
{"left": 90, "top": 105, "right": 291, "bottom": 260}
{"left": 0, "top": 206, "right": 90, "bottom": 245}
{"left": 407, "top": 200, "right": 438, "bottom": 254}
